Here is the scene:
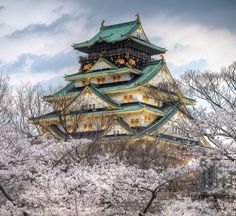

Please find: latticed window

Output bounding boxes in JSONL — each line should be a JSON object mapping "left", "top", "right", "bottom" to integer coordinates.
{"left": 113, "top": 76, "right": 117, "bottom": 82}
{"left": 123, "top": 95, "right": 133, "bottom": 102}
{"left": 131, "top": 119, "right": 135, "bottom": 126}
{"left": 145, "top": 115, "right": 151, "bottom": 122}
{"left": 82, "top": 78, "right": 90, "bottom": 85}
{"left": 113, "top": 75, "right": 121, "bottom": 82}
{"left": 129, "top": 95, "right": 133, "bottom": 102}
{"left": 113, "top": 130, "right": 120, "bottom": 135}
{"left": 97, "top": 77, "right": 106, "bottom": 84}
{"left": 123, "top": 95, "right": 128, "bottom": 102}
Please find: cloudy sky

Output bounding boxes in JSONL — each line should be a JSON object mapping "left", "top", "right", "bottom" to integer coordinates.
{"left": 0, "top": 0, "right": 236, "bottom": 86}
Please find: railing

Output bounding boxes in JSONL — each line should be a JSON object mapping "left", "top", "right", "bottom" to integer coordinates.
{"left": 78, "top": 48, "right": 152, "bottom": 63}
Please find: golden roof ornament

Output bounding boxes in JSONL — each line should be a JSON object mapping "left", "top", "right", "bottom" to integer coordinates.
{"left": 160, "top": 54, "right": 166, "bottom": 62}
{"left": 100, "top": 19, "right": 105, "bottom": 29}
{"left": 135, "top": 12, "right": 141, "bottom": 23}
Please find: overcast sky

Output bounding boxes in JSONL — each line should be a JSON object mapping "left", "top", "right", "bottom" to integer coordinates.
{"left": 0, "top": 0, "right": 236, "bottom": 86}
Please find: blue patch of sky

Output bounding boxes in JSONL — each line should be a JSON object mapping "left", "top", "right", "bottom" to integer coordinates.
{"left": 167, "top": 59, "right": 207, "bottom": 77}
{"left": 2, "top": 51, "right": 77, "bottom": 74}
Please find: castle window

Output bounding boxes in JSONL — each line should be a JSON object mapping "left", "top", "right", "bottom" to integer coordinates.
{"left": 89, "top": 104, "right": 92, "bottom": 110}
{"left": 97, "top": 77, "right": 106, "bottom": 84}
{"left": 129, "top": 95, "right": 133, "bottom": 102}
{"left": 131, "top": 119, "right": 135, "bottom": 126}
{"left": 172, "top": 125, "right": 180, "bottom": 134}
{"left": 89, "top": 123, "right": 93, "bottom": 130}
{"left": 144, "top": 116, "right": 148, "bottom": 122}
{"left": 113, "top": 75, "right": 121, "bottom": 82}
{"left": 92, "top": 104, "right": 96, "bottom": 110}
{"left": 82, "top": 78, "right": 90, "bottom": 85}
{"left": 142, "top": 95, "right": 149, "bottom": 103}
{"left": 113, "top": 76, "right": 117, "bottom": 82}
{"left": 124, "top": 95, "right": 128, "bottom": 102}
{"left": 113, "top": 130, "right": 120, "bottom": 135}
{"left": 135, "top": 118, "right": 139, "bottom": 126}
{"left": 84, "top": 124, "right": 88, "bottom": 130}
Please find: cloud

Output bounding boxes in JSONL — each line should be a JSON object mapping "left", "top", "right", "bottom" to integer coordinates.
{"left": 0, "top": 0, "right": 89, "bottom": 64}
{"left": 9, "top": 14, "right": 77, "bottom": 38}
{"left": 0, "top": 5, "right": 4, "bottom": 11}
{"left": 144, "top": 16, "right": 236, "bottom": 71}
{"left": 2, "top": 51, "right": 77, "bottom": 74}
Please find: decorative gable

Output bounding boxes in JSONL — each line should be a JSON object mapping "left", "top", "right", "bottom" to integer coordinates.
{"left": 147, "top": 66, "right": 176, "bottom": 90}
{"left": 67, "top": 87, "right": 115, "bottom": 111}
{"left": 89, "top": 57, "right": 116, "bottom": 71}
{"left": 105, "top": 118, "right": 134, "bottom": 136}
{"left": 131, "top": 25, "right": 149, "bottom": 42}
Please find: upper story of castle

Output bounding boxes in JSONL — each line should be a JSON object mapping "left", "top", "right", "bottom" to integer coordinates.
{"left": 73, "top": 14, "right": 166, "bottom": 72}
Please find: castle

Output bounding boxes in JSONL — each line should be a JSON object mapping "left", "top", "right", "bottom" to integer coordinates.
{"left": 30, "top": 15, "right": 209, "bottom": 148}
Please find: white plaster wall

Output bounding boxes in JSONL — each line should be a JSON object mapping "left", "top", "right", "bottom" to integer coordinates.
{"left": 120, "top": 111, "right": 157, "bottom": 127}
{"left": 107, "top": 89, "right": 163, "bottom": 107}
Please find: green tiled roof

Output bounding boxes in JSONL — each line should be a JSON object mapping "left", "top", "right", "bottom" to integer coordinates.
{"left": 73, "top": 21, "right": 138, "bottom": 48}
{"left": 49, "top": 125, "right": 67, "bottom": 140}
{"left": 73, "top": 20, "right": 166, "bottom": 53}
{"left": 100, "top": 60, "right": 164, "bottom": 92}
{"left": 33, "top": 102, "right": 164, "bottom": 122}
{"left": 46, "top": 81, "right": 75, "bottom": 98}
{"left": 131, "top": 38, "right": 167, "bottom": 53}
{"left": 45, "top": 60, "right": 164, "bottom": 100}
{"left": 116, "top": 117, "right": 135, "bottom": 133}
{"left": 143, "top": 103, "right": 181, "bottom": 134}
{"left": 65, "top": 67, "right": 143, "bottom": 81}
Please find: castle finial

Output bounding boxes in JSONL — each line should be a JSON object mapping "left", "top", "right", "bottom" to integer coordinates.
{"left": 135, "top": 12, "right": 141, "bottom": 23}
{"left": 100, "top": 19, "right": 105, "bottom": 29}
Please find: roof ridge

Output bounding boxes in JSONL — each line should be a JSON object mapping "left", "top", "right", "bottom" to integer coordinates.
{"left": 102, "top": 20, "right": 137, "bottom": 29}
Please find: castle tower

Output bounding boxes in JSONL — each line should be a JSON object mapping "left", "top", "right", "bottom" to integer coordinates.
{"left": 30, "top": 17, "right": 206, "bottom": 147}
